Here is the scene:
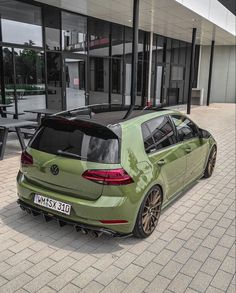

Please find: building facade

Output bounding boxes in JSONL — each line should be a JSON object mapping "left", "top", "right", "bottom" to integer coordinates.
{"left": 0, "top": 0, "right": 235, "bottom": 118}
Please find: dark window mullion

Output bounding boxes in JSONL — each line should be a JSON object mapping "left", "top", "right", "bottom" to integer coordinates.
{"left": 0, "top": 15, "right": 6, "bottom": 104}
{"left": 12, "top": 48, "right": 18, "bottom": 118}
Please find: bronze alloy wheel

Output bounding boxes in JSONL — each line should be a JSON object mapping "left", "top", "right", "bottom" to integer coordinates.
{"left": 141, "top": 187, "right": 162, "bottom": 235}
{"left": 204, "top": 146, "right": 217, "bottom": 178}
{"left": 208, "top": 148, "right": 217, "bottom": 175}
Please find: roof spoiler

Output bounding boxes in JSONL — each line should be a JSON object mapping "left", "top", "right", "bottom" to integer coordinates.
{"left": 52, "top": 103, "right": 110, "bottom": 118}
{"left": 41, "top": 116, "right": 120, "bottom": 140}
{"left": 52, "top": 103, "right": 144, "bottom": 119}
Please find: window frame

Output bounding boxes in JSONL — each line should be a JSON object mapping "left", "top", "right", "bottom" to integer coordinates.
{"left": 169, "top": 114, "right": 201, "bottom": 142}
{"left": 141, "top": 114, "right": 178, "bottom": 155}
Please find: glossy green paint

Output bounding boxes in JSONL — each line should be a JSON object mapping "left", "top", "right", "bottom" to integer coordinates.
{"left": 17, "top": 110, "right": 216, "bottom": 234}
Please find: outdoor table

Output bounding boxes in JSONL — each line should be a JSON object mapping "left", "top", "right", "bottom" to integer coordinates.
{"left": 24, "top": 108, "right": 58, "bottom": 124}
{"left": 0, "top": 118, "right": 37, "bottom": 160}
{"left": 0, "top": 104, "right": 13, "bottom": 118}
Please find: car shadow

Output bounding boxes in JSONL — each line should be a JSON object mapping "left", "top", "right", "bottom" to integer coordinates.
{"left": 0, "top": 179, "right": 201, "bottom": 256}
{"left": 0, "top": 201, "right": 142, "bottom": 255}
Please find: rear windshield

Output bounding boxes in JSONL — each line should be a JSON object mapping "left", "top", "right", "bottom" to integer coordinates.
{"left": 30, "top": 120, "right": 120, "bottom": 164}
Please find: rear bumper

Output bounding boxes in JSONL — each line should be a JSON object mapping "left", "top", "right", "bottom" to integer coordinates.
{"left": 17, "top": 199, "right": 131, "bottom": 237}
{"left": 17, "top": 171, "right": 138, "bottom": 235}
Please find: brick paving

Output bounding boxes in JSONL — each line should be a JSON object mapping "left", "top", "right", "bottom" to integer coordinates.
{"left": 0, "top": 103, "right": 235, "bottom": 293}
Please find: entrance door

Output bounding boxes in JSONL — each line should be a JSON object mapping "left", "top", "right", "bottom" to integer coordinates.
{"left": 63, "top": 55, "right": 86, "bottom": 110}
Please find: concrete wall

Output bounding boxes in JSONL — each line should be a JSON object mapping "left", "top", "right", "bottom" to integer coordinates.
{"left": 176, "top": 0, "right": 235, "bottom": 36}
{"left": 198, "top": 45, "right": 236, "bottom": 104}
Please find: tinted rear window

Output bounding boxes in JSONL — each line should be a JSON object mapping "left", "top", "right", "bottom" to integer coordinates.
{"left": 30, "top": 121, "right": 120, "bottom": 164}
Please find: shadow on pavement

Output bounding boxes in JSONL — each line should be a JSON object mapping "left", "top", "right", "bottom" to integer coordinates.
{"left": 0, "top": 201, "right": 142, "bottom": 255}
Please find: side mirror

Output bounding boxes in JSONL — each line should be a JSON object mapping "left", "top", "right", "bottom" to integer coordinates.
{"left": 198, "top": 129, "right": 203, "bottom": 139}
{"left": 178, "top": 132, "right": 184, "bottom": 142}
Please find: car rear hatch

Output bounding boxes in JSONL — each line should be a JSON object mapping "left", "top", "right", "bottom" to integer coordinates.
{"left": 22, "top": 117, "right": 121, "bottom": 200}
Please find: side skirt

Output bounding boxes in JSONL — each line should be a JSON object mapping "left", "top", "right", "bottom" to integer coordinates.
{"left": 161, "top": 174, "right": 203, "bottom": 212}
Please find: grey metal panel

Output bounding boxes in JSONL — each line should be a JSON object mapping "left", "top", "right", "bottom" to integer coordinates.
{"left": 198, "top": 45, "right": 236, "bottom": 104}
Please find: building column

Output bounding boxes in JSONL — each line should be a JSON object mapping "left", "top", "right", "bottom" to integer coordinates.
{"left": 0, "top": 16, "right": 6, "bottom": 104}
{"left": 207, "top": 40, "right": 215, "bottom": 106}
{"left": 147, "top": 31, "right": 153, "bottom": 107}
{"left": 124, "top": 0, "right": 139, "bottom": 119}
{"left": 187, "top": 27, "right": 197, "bottom": 115}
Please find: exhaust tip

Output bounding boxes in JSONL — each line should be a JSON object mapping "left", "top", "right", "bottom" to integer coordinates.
{"left": 42, "top": 214, "right": 52, "bottom": 222}
{"left": 75, "top": 226, "right": 81, "bottom": 232}
{"left": 81, "top": 228, "right": 89, "bottom": 235}
{"left": 32, "top": 210, "right": 40, "bottom": 217}
{"left": 25, "top": 208, "right": 31, "bottom": 214}
{"left": 20, "top": 205, "right": 26, "bottom": 211}
{"left": 58, "top": 220, "right": 67, "bottom": 227}
{"left": 92, "top": 231, "right": 103, "bottom": 238}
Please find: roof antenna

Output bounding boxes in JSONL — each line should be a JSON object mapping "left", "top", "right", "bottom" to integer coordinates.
{"left": 123, "top": 0, "right": 139, "bottom": 119}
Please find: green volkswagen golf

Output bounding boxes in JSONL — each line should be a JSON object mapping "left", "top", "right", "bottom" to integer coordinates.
{"left": 17, "top": 106, "right": 217, "bottom": 238}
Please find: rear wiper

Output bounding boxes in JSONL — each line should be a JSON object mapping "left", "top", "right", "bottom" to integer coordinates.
{"left": 57, "top": 150, "right": 87, "bottom": 160}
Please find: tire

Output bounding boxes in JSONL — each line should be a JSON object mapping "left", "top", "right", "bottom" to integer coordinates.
{"left": 133, "top": 186, "right": 163, "bottom": 238}
{"left": 203, "top": 145, "right": 217, "bottom": 178}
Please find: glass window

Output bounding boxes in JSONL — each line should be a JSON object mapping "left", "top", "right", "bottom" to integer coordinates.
{"left": 142, "top": 116, "right": 177, "bottom": 153}
{"left": 44, "top": 6, "right": 61, "bottom": 51}
{"left": 171, "top": 39, "right": 179, "bottom": 64}
{"left": 141, "top": 123, "right": 156, "bottom": 154}
{"left": 62, "top": 12, "right": 87, "bottom": 54}
{"left": 151, "top": 35, "right": 157, "bottom": 63}
{"left": 137, "top": 60, "right": 143, "bottom": 96}
{"left": 46, "top": 52, "right": 62, "bottom": 110}
{"left": 0, "top": 0, "right": 42, "bottom": 47}
{"left": 171, "top": 66, "right": 184, "bottom": 80}
{"left": 111, "top": 24, "right": 124, "bottom": 57}
{"left": 88, "top": 19, "right": 110, "bottom": 56}
{"left": 30, "top": 121, "right": 119, "bottom": 163}
{"left": 171, "top": 115, "right": 199, "bottom": 141}
{"left": 147, "top": 116, "right": 177, "bottom": 150}
{"left": 14, "top": 48, "right": 45, "bottom": 118}
{"left": 64, "top": 57, "right": 86, "bottom": 109}
{"left": 138, "top": 31, "right": 145, "bottom": 60}
{"left": 157, "top": 35, "right": 164, "bottom": 63}
{"left": 124, "top": 27, "right": 132, "bottom": 58}
{"left": 111, "top": 58, "right": 123, "bottom": 104}
{"left": 124, "top": 28, "right": 144, "bottom": 60}
{"left": 89, "top": 57, "right": 109, "bottom": 104}
{"left": 179, "top": 41, "right": 187, "bottom": 65}
{"left": 2, "top": 47, "right": 45, "bottom": 118}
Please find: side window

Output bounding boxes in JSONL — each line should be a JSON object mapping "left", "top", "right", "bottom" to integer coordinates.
{"left": 171, "top": 115, "right": 199, "bottom": 141}
{"left": 142, "top": 116, "right": 177, "bottom": 153}
{"left": 141, "top": 123, "right": 156, "bottom": 154}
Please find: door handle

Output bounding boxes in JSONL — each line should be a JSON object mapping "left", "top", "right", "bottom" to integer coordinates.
{"left": 157, "top": 159, "right": 166, "bottom": 166}
{"left": 185, "top": 147, "right": 192, "bottom": 153}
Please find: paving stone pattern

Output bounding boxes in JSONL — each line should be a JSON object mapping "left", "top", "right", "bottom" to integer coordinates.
{"left": 0, "top": 103, "right": 235, "bottom": 292}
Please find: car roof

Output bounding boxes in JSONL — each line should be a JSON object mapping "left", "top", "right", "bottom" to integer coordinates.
{"left": 88, "top": 109, "right": 180, "bottom": 126}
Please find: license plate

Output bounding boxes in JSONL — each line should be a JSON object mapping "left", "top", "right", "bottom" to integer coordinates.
{"left": 34, "top": 194, "right": 71, "bottom": 215}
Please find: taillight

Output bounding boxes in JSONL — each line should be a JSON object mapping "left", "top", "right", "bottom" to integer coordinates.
{"left": 99, "top": 220, "right": 128, "bottom": 224}
{"left": 82, "top": 168, "right": 133, "bottom": 185}
{"left": 21, "top": 150, "right": 33, "bottom": 166}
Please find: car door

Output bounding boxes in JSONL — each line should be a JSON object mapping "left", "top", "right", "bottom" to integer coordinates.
{"left": 170, "top": 114, "right": 208, "bottom": 186}
{"left": 142, "top": 115, "right": 187, "bottom": 199}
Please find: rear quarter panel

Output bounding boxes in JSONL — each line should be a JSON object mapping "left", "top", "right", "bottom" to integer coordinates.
{"left": 104, "top": 123, "right": 166, "bottom": 222}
